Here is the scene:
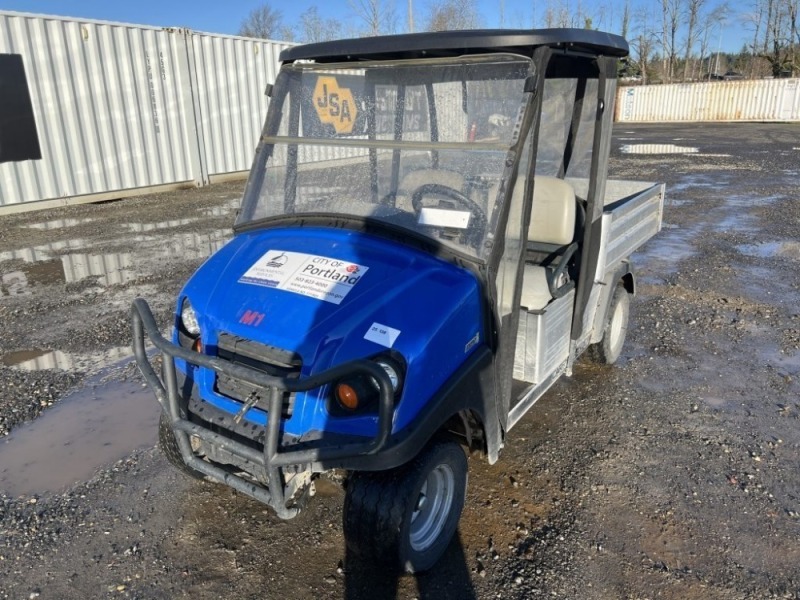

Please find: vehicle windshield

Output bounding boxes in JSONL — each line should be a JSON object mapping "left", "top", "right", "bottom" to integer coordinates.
{"left": 237, "top": 54, "right": 531, "bottom": 259}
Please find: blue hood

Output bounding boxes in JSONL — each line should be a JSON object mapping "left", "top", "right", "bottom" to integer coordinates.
{"left": 180, "top": 226, "right": 483, "bottom": 435}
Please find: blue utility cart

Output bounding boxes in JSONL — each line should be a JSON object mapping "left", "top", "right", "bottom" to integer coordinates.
{"left": 132, "top": 28, "right": 664, "bottom": 572}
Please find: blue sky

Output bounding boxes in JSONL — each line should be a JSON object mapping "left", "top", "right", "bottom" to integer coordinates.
{"left": 1, "top": 0, "right": 750, "bottom": 53}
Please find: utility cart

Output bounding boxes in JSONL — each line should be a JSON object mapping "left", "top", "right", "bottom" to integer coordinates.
{"left": 132, "top": 28, "right": 664, "bottom": 572}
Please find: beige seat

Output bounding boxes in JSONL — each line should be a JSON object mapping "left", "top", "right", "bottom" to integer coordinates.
{"left": 519, "top": 264, "right": 553, "bottom": 311}
{"left": 527, "top": 176, "right": 576, "bottom": 246}
{"left": 515, "top": 176, "right": 577, "bottom": 311}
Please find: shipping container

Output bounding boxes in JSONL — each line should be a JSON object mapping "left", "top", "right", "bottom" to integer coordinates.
{"left": 616, "top": 78, "right": 800, "bottom": 123}
{"left": 0, "top": 10, "right": 291, "bottom": 214}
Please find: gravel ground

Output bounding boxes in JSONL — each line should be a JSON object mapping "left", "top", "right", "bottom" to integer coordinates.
{"left": 1, "top": 122, "right": 799, "bottom": 599}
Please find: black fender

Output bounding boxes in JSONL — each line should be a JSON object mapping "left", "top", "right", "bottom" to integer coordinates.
{"left": 317, "top": 346, "right": 503, "bottom": 471}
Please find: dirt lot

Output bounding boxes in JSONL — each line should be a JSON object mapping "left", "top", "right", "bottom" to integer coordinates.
{"left": 1, "top": 122, "right": 799, "bottom": 599}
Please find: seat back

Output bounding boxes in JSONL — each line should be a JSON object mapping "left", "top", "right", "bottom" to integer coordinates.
{"left": 514, "top": 176, "right": 579, "bottom": 309}
{"left": 489, "top": 175, "right": 577, "bottom": 246}
{"left": 528, "top": 176, "right": 576, "bottom": 245}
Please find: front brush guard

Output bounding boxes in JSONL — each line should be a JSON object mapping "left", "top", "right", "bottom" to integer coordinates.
{"left": 131, "top": 298, "right": 393, "bottom": 519}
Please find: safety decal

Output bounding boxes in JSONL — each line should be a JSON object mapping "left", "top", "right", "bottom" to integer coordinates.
{"left": 364, "top": 323, "right": 401, "bottom": 348}
{"left": 239, "top": 250, "right": 368, "bottom": 305}
{"left": 313, "top": 76, "right": 357, "bottom": 134}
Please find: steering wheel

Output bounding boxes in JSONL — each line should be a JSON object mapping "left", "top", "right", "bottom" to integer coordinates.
{"left": 410, "top": 183, "right": 488, "bottom": 248}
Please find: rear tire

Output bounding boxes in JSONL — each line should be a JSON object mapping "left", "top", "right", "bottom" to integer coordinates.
{"left": 343, "top": 439, "right": 468, "bottom": 573}
{"left": 587, "top": 283, "right": 630, "bottom": 365}
{"left": 158, "top": 411, "right": 205, "bottom": 480}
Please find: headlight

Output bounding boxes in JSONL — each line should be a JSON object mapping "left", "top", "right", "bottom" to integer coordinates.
{"left": 375, "top": 359, "right": 401, "bottom": 393}
{"left": 180, "top": 298, "right": 201, "bottom": 336}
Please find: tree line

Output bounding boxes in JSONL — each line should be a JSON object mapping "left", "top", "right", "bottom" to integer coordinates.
{"left": 238, "top": 0, "right": 799, "bottom": 82}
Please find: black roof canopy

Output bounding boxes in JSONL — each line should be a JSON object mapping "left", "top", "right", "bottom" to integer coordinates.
{"left": 280, "top": 28, "right": 629, "bottom": 64}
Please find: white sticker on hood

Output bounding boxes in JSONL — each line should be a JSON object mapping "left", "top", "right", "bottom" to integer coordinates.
{"left": 364, "top": 323, "right": 401, "bottom": 348}
{"left": 239, "top": 250, "right": 368, "bottom": 305}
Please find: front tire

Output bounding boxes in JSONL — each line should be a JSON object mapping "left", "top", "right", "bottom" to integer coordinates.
{"left": 158, "top": 411, "right": 206, "bottom": 480}
{"left": 343, "top": 440, "right": 468, "bottom": 573}
{"left": 587, "top": 283, "right": 630, "bottom": 365}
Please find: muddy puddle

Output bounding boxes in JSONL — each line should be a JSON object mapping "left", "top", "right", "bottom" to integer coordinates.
{"left": 668, "top": 173, "right": 729, "bottom": 194}
{"left": 636, "top": 222, "right": 702, "bottom": 278}
{"left": 621, "top": 143, "right": 699, "bottom": 154}
{"left": 0, "top": 375, "right": 160, "bottom": 497}
{"left": 123, "top": 218, "right": 200, "bottom": 232}
{"left": 0, "top": 228, "right": 230, "bottom": 293}
{"left": 24, "top": 217, "right": 96, "bottom": 230}
{"left": 738, "top": 240, "right": 800, "bottom": 260}
{"left": 1, "top": 345, "right": 133, "bottom": 372}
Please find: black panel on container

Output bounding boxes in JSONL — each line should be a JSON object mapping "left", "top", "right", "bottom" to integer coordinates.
{"left": 0, "top": 54, "right": 42, "bottom": 164}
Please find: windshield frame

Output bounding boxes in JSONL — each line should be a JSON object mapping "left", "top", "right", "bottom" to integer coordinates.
{"left": 234, "top": 53, "right": 535, "bottom": 264}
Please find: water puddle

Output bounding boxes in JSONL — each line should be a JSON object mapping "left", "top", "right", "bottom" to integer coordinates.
{"left": 636, "top": 222, "right": 702, "bottom": 276}
{"left": 2, "top": 349, "right": 72, "bottom": 370}
{"left": 0, "top": 238, "right": 88, "bottom": 264}
{"left": 621, "top": 144, "right": 699, "bottom": 155}
{"left": 738, "top": 241, "right": 800, "bottom": 260}
{"left": 669, "top": 174, "right": 725, "bottom": 193}
{"left": 124, "top": 218, "right": 199, "bottom": 232}
{"left": 725, "top": 194, "right": 783, "bottom": 209}
{"left": 61, "top": 251, "right": 135, "bottom": 286}
{"left": 715, "top": 212, "right": 757, "bottom": 233}
{"left": 0, "top": 230, "right": 231, "bottom": 292}
{"left": 200, "top": 198, "right": 240, "bottom": 217}
{"left": 24, "top": 218, "right": 95, "bottom": 230}
{"left": 761, "top": 348, "right": 800, "bottom": 377}
{"left": 0, "top": 376, "right": 160, "bottom": 497}
{"left": 0, "top": 260, "right": 64, "bottom": 296}
{"left": 2, "top": 346, "right": 132, "bottom": 372}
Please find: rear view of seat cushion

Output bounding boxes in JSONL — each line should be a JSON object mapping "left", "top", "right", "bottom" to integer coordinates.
{"left": 528, "top": 176, "right": 576, "bottom": 245}
{"left": 488, "top": 175, "right": 576, "bottom": 245}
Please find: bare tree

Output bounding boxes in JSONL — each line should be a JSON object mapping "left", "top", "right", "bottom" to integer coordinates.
{"left": 544, "top": 2, "right": 556, "bottom": 27}
{"left": 765, "top": 0, "right": 791, "bottom": 74}
{"left": 297, "top": 7, "right": 343, "bottom": 43}
{"left": 620, "top": 0, "right": 631, "bottom": 39}
{"left": 349, "top": 0, "right": 398, "bottom": 36}
{"left": 632, "top": 7, "right": 659, "bottom": 84}
{"left": 238, "top": 4, "right": 285, "bottom": 39}
{"left": 660, "top": 0, "right": 684, "bottom": 82}
{"left": 744, "top": 1, "right": 766, "bottom": 76}
{"left": 682, "top": 0, "right": 707, "bottom": 80}
{"left": 789, "top": 0, "right": 799, "bottom": 73}
{"left": 746, "top": 0, "right": 795, "bottom": 75}
{"left": 698, "top": 3, "right": 730, "bottom": 78}
{"left": 423, "top": 0, "right": 482, "bottom": 31}
{"left": 764, "top": 0, "right": 775, "bottom": 53}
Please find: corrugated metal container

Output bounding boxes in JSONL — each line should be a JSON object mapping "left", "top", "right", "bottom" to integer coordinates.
{"left": 0, "top": 11, "right": 292, "bottom": 214}
{"left": 617, "top": 78, "right": 800, "bottom": 123}
{"left": 0, "top": 12, "right": 198, "bottom": 209}
{"left": 190, "top": 32, "right": 291, "bottom": 180}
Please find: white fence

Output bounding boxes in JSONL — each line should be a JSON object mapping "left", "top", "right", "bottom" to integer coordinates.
{"left": 616, "top": 78, "right": 800, "bottom": 123}
{"left": 0, "top": 11, "right": 292, "bottom": 214}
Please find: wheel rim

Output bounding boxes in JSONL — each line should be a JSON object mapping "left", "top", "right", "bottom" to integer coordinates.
{"left": 608, "top": 297, "right": 626, "bottom": 353}
{"left": 409, "top": 464, "right": 455, "bottom": 552}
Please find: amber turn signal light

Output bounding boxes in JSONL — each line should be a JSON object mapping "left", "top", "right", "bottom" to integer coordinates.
{"left": 335, "top": 382, "right": 360, "bottom": 410}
